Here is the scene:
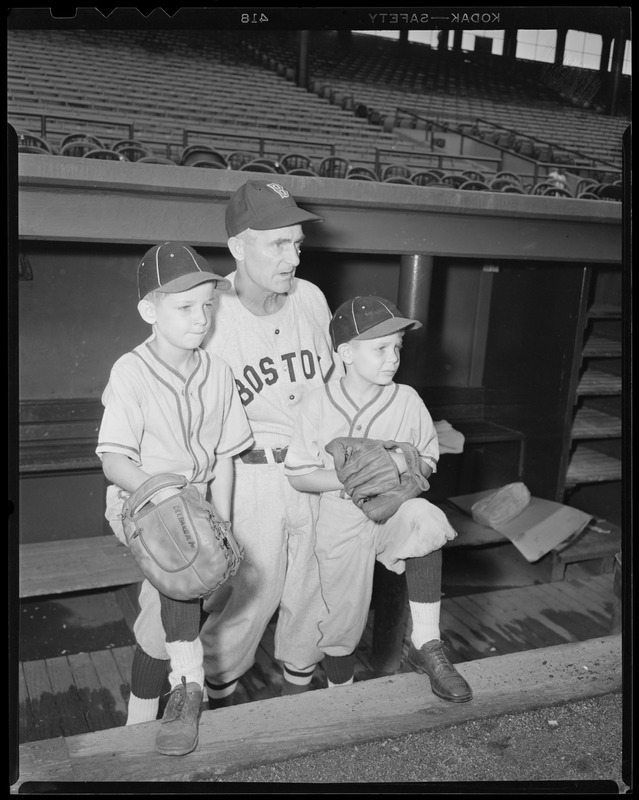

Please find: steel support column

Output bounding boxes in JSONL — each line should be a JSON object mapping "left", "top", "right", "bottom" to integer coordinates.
{"left": 396, "top": 253, "right": 434, "bottom": 389}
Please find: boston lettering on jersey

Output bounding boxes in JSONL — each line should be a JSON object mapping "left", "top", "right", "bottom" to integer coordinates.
{"left": 234, "top": 349, "right": 321, "bottom": 405}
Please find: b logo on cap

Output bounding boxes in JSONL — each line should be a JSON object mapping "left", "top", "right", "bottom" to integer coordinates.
{"left": 267, "top": 183, "right": 289, "bottom": 199}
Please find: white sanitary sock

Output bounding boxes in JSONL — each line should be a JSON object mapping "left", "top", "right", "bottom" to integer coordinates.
{"left": 126, "top": 694, "right": 159, "bottom": 725}
{"left": 409, "top": 600, "right": 441, "bottom": 650}
{"left": 165, "top": 638, "right": 205, "bottom": 690}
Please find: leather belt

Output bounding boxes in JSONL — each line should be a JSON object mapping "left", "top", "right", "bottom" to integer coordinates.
{"left": 240, "top": 447, "right": 288, "bottom": 464}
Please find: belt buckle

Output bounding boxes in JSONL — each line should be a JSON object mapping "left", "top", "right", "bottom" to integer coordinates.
{"left": 274, "top": 447, "right": 282, "bottom": 463}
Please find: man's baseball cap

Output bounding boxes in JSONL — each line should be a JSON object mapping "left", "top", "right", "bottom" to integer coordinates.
{"left": 225, "top": 180, "right": 323, "bottom": 237}
{"left": 330, "top": 296, "right": 422, "bottom": 350}
{"left": 137, "top": 242, "right": 231, "bottom": 300}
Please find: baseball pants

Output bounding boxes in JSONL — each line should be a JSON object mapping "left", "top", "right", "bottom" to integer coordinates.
{"left": 315, "top": 494, "right": 457, "bottom": 657}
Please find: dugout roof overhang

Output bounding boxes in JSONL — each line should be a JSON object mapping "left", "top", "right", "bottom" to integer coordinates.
{"left": 14, "top": 156, "right": 622, "bottom": 264}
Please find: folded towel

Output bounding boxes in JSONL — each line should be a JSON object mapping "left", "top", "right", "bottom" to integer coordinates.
{"left": 434, "top": 419, "right": 465, "bottom": 454}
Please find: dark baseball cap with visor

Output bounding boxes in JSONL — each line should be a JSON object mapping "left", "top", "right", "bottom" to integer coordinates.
{"left": 225, "top": 180, "right": 323, "bottom": 237}
{"left": 330, "top": 296, "right": 422, "bottom": 350}
{"left": 137, "top": 242, "right": 231, "bottom": 300}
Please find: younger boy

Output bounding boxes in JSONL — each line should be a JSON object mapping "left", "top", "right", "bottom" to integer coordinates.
{"left": 284, "top": 296, "right": 472, "bottom": 702}
{"left": 96, "top": 242, "right": 253, "bottom": 755}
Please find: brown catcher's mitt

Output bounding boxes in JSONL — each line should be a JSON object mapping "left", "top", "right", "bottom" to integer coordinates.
{"left": 325, "top": 437, "right": 430, "bottom": 523}
{"left": 121, "top": 473, "right": 243, "bottom": 601}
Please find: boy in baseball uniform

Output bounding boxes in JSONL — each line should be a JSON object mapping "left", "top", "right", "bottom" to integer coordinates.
{"left": 285, "top": 296, "right": 473, "bottom": 702}
{"left": 96, "top": 242, "right": 253, "bottom": 755}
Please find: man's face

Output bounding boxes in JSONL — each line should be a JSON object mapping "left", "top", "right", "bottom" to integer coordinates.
{"left": 237, "top": 225, "right": 304, "bottom": 295}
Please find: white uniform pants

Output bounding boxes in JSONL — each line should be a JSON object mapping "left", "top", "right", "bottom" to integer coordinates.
{"left": 315, "top": 493, "right": 457, "bottom": 657}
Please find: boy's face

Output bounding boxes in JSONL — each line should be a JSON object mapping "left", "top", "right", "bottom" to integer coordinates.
{"left": 233, "top": 224, "right": 304, "bottom": 295}
{"left": 343, "top": 331, "right": 404, "bottom": 386}
{"left": 140, "top": 281, "right": 216, "bottom": 351}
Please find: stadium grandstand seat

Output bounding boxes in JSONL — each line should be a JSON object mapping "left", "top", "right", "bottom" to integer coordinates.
{"left": 60, "top": 132, "right": 105, "bottom": 151}
{"left": 460, "top": 170, "right": 487, "bottom": 183}
{"left": 575, "top": 179, "right": 600, "bottom": 196}
{"left": 346, "top": 166, "right": 379, "bottom": 181}
{"left": 499, "top": 184, "right": 527, "bottom": 194}
{"left": 83, "top": 149, "right": 126, "bottom": 161}
{"left": 240, "top": 160, "right": 280, "bottom": 173}
{"left": 530, "top": 181, "right": 556, "bottom": 195}
{"left": 534, "top": 145, "right": 554, "bottom": 162}
{"left": 383, "top": 177, "right": 414, "bottom": 185}
{"left": 227, "top": 151, "right": 256, "bottom": 170}
{"left": 460, "top": 180, "right": 491, "bottom": 191}
{"left": 112, "top": 139, "right": 148, "bottom": 153}
{"left": 15, "top": 130, "right": 54, "bottom": 153}
{"left": 594, "top": 183, "right": 622, "bottom": 202}
{"left": 60, "top": 140, "right": 104, "bottom": 158}
{"left": 180, "top": 145, "right": 227, "bottom": 168}
{"left": 279, "top": 152, "right": 314, "bottom": 172}
{"left": 490, "top": 177, "right": 522, "bottom": 192}
{"left": 318, "top": 156, "right": 351, "bottom": 179}
{"left": 252, "top": 158, "right": 285, "bottom": 173}
{"left": 287, "top": 168, "right": 319, "bottom": 177}
{"left": 540, "top": 184, "right": 574, "bottom": 198}
{"left": 410, "top": 170, "right": 445, "bottom": 186}
{"left": 381, "top": 164, "right": 412, "bottom": 181}
{"left": 189, "top": 160, "right": 228, "bottom": 169}
{"left": 18, "top": 144, "right": 51, "bottom": 155}
{"left": 441, "top": 174, "right": 467, "bottom": 188}
{"left": 117, "top": 146, "right": 152, "bottom": 162}
{"left": 137, "top": 156, "right": 177, "bottom": 165}
{"left": 515, "top": 140, "right": 536, "bottom": 157}
{"left": 492, "top": 171, "right": 522, "bottom": 186}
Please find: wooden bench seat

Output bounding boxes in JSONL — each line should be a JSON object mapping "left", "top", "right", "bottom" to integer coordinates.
{"left": 19, "top": 399, "right": 103, "bottom": 475}
{"left": 19, "top": 536, "right": 144, "bottom": 599}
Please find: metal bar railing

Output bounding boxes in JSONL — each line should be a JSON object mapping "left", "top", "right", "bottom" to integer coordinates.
{"left": 472, "top": 116, "right": 621, "bottom": 171}
{"left": 374, "top": 147, "right": 501, "bottom": 177}
{"left": 10, "top": 109, "right": 135, "bottom": 144}
{"left": 182, "top": 128, "right": 336, "bottom": 160}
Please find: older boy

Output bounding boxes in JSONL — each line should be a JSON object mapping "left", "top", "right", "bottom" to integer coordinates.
{"left": 285, "top": 296, "right": 473, "bottom": 702}
{"left": 97, "top": 242, "right": 253, "bottom": 754}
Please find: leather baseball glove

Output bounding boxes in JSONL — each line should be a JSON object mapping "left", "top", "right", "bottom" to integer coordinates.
{"left": 325, "top": 437, "right": 431, "bottom": 523}
{"left": 121, "top": 473, "right": 243, "bottom": 601}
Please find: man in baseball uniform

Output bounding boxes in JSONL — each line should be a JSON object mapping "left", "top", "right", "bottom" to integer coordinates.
{"left": 129, "top": 181, "right": 341, "bottom": 708}
{"left": 284, "top": 296, "right": 473, "bottom": 702}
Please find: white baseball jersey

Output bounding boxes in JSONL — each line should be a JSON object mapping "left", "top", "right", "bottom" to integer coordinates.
{"left": 285, "top": 379, "right": 440, "bottom": 491}
{"left": 97, "top": 338, "right": 253, "bottom": 481}
{"left": 203, "top": 273, "right": 339, "bottom": 448}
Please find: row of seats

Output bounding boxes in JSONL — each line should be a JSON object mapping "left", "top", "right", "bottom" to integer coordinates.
{"left": 16, "top": 129, "right": 621, "bottom": 202}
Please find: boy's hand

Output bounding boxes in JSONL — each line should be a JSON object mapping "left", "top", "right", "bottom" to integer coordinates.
{"left": 326, "top": 438, "right": 401, "bottom": 502}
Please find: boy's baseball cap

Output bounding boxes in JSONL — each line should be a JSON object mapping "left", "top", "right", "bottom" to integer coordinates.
{"left": 225, "top": 180, "right": 323, "bottom": 237}
{"left": 330, "top": 296, "right": 422, "bottom": 350}
{"left": 137, "top": 242, "right": 231, "bottom": 300}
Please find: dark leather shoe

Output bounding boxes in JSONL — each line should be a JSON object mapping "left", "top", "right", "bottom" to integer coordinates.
{"left": 156, "top": 677, "right": 203, "bottom": 755}
{"left": 406, "top": 640, "right": 473, "bottom": 703}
